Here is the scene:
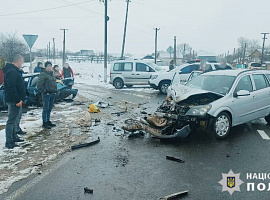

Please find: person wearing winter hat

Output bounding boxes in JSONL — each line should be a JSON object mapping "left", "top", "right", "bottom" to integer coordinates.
{"left": 37, "top": 61, "right": 57, "bottom": 129}
{"left": 34, "top": 62, "right": 43, "bottom": 73}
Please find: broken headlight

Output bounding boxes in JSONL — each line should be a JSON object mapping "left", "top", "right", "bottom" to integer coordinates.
{"left": 151, "top": 75, "right": 158, "bottom": 80}
{"left": 185, "top": 105, "right": 212, "bottom": 116}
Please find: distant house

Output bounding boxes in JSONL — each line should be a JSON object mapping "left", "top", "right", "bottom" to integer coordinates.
{"left": 152, "top": 51, "right": 183, "bottom": 66}
{"left": 248, "top": 49, "right": 261, "bottom": 62}
{"left": 80, "top": 50, "right": 95, "bottom": 56}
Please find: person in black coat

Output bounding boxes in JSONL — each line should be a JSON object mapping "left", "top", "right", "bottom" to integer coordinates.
{"left": 3, "top": 54, "right": 25, "bottom": 149}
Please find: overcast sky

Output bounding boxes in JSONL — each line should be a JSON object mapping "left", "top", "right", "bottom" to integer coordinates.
{"left": 0, "top": 0, "right": 269, "bottom": 56}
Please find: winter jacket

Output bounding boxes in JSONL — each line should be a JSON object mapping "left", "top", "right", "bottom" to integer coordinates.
{"left": 37, "top": 69, "right": 57, "bottom": 94}
{"left": 3, "top": 63, "right": 26, "bottom": 104}
{"left": 34, "top": 66, "right": 42, "bottom": 73}
{"left": 61, "top": 67, "right": 74, "bottom": 79}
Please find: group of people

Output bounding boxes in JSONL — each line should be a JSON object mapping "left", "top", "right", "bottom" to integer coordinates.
{"left": 34, "top": 62, "right": 74, "bottom": 80}
{"left": 2, "top": 54, "right": 74, "bottom": 149}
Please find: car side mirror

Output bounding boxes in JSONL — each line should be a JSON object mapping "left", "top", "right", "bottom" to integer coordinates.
{"left": 234, "top": 90, "right": 250, "bottom": 97}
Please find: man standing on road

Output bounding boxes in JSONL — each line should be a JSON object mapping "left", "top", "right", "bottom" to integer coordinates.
{"left": 37, "top": 61, "right": 57, "bottom": 129}
{"left": 3, "top": 54, "right": 25, "bottom": 149}
{"left": 15, "top": 66, "right": 27, "bottom": 136}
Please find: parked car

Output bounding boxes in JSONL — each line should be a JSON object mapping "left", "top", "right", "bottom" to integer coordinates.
{"left": 0, "top": 73, "right": 78, "bottom": 108}
{"left": 156, "top": 69, "right": 270, "bottom": 139}
{"left": 248, "top": 62, "right": 264, "bottom": 70}
{"left": 148, "top": 62, "right": 233, "bottom": 94}
{"left": 167, "top": 70, "right": 203, "bottom": 97}
{"left": 109, "top": 60, "right": 165, "bottom": 89}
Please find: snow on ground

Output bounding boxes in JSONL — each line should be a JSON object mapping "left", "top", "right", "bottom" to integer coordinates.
{"left": 0, "top": 99, "right": 92, "bottom": 194}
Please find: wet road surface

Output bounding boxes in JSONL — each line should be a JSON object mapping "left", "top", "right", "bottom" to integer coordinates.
{"left": 2, "top": 85, "right": 270, "bottom": 200}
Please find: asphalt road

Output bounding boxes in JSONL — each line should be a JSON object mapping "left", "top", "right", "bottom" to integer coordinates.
{"left": 2, "top": 84, "right": 270, "bottom": 200}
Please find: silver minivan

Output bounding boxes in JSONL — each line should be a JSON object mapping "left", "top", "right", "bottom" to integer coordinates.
{"left": 166, "top": 69, "right": 270, "bottom": 139}
{"left": 109, "top": 60, "right": 164, "bottom": 89}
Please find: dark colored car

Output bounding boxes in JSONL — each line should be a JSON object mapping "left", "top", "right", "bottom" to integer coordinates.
{"left": 0, "top": 73, "right": 78, "bottom": 108}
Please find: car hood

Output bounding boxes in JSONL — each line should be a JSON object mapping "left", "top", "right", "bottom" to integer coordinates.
{"left": 172, "top": 84, "right": 224, "bottom": 104}
{"left": 152, "top": 71, "right": 175, "bottom": 76}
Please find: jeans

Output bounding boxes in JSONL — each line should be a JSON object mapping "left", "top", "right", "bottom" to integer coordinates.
{"left": 42, "top": 93, "right": 55, "bottom": 123}
{"left": 15, "top": 106, "right": 23, "bottom": 133}
{"left": 5, "top": 102, "right": 21, "bottom": 145}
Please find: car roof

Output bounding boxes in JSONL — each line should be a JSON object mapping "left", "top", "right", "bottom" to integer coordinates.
{"left": 201, "top": 69, "right": 270, "bottom": 77}
{"left": 22, "top": 73, "right": 40, "bottom": 78}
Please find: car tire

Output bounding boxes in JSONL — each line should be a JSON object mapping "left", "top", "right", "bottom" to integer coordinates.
{"left": 159, "top": 81, "right": 171, "bottom": 94}
{"left": 212, "top": 112, "right": 231, "bottom": 139}
{"left": 265, "top": 115, "right": 270, "bottom": 123}
{"left": 113, "top": 78, "right": 124, "bottom": 89}
{"left": 126, "top": 85, "right": 133, "bottom": 88}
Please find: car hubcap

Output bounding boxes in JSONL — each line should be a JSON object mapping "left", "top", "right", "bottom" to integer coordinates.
{"left": 215, "top": 115, "right": 229, "bottom": 136}
{"left": 116, "top": 81, "right": 122, "bottom": 88}
{"left": 161, "top": 84, "right": 169, "bottom": 93}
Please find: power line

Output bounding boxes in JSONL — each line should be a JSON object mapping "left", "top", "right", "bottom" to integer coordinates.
{"left": 0, "top": 0, "right": 92, "bottom": 17}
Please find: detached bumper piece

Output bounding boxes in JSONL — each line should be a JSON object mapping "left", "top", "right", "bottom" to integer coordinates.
{"left": 142, "top": 123, "right": 191, "bottom": 139}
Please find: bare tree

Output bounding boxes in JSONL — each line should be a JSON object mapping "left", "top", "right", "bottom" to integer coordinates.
{"left": 0, "top": 33, "right": 28, "bottom": 62}
{"left": 176, "top": 43, "right": 192, "bottom": 60}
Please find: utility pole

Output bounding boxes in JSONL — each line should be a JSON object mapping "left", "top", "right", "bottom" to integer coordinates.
{"left": 174, "top": 36, "right": 177, "bottom": 68}
{"left": 261, "top": 33, "right": 269, "bottom": 65}
{"left": 121, "top": 0, "right": 130, "bottom": 59}
{"left": 154, "top": 28, "right": 160, "bottom": 64}
{"left": 48, "top": 42, "right": 51, "bottom": 61}
{"left": 47, "top": 44, "right": 49, "bottom": 60}
{"left": 104, "top": 0, "right": 109, "bottom": 83}
{"left": 242, "top": 43, "right": 247, "bottom": 65}
{"left": 233, "top": 48, "right": 236, "bottom": 61}
{"left": 53, "top": 38, "right": 55, "bottom": 63}
{"left": 60, "top": 28, "right": 68, "bottom": 66}
{"left": 183, "top": 44, "right": 186, "bottom": 62}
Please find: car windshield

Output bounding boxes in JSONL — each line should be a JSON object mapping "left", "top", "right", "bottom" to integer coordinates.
{"left": 186, "top": 75, "right": 236, "bottom": 95}
{"left": 146, "top": 62, "right": 163, "bottom": 71}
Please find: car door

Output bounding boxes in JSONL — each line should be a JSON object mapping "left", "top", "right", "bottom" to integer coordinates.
{"left": 232, "top": 75, "right": 256, "bottom": 125}
{"left": 113, "top": 62, "right": 134, "bottom": 84}
{"left": 135, "top": 62, "right": 155, "bottom": 84}
{"left": 251, "top": 74, "right": 270, "bottom": 118}
{"left": 179, "top": 64, "right": 200, "bottom": 84}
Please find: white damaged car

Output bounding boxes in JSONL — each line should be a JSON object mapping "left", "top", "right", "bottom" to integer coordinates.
{"left": 151, "top": 69, "right": 270, "bottom": 139}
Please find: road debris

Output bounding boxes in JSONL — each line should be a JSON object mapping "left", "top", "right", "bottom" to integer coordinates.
{"left": 166, "top": 156, "right": 185, "bottom": 163}
{"left": 159, "top": 190, "right": 189, "bottom": 200}
{"left": 128, "top": 131, "right": 144, "bottom": 138}
{"left": 140, "top": 111, "right": 148, "bottom": 114}
{"left": 71, "top": 137, "right": 100, "bottom": 150}
{"left": 89, "top": 104, "right": 100, "bottom": 113}
{"left": 95, "top": 101, "right": 109, "bottom": 108}
{"left": 84, "top": 187, "right": 93, "bottom": 194}
{"left": 107, "top": 122, "right": 115, "bottom": 126}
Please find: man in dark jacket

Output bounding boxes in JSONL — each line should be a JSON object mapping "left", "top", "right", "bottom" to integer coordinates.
{"left": 3, "top": 54, "right": 25, "bottom": 149}
{"left": 37, "top": 61, "right": 57, "bottom": 129}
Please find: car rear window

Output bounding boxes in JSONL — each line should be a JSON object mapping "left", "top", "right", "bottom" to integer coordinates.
{"left": 252, "top": 74, "right": 269, "bottom": 90}
{"left": 113, "top": 63, "right": 133, "bottom": 71}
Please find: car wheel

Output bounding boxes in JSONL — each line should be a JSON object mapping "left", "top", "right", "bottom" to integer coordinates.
{"left": 212, "top": 112, "right": 231, "bottom": 139}
{"left": 265, "top": 115, "right": 270, "bottom": 123}
{"left": 113, "top": 78, "right": 124, "bottom": 89}
{"left": 159, "top": 81, "right": 171, "bottom": 94}
{"left": 126, "top": 85, "right": 133, "bottom": 88}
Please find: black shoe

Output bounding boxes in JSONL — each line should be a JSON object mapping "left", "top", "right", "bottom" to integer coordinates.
{"left": 17, "top": 130, "right": 27, "bottom": 135}
{"left": 48, "top": 121, "right": 56, "bottom": 127}
{"left": 14, "top": 138, "right": 24, "bottom": 142}
{"left": 5, "top": 143, "right": 19, "bottom": 149}
{"left": 42, "top": 123, "right": 52, "bottom": 129}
